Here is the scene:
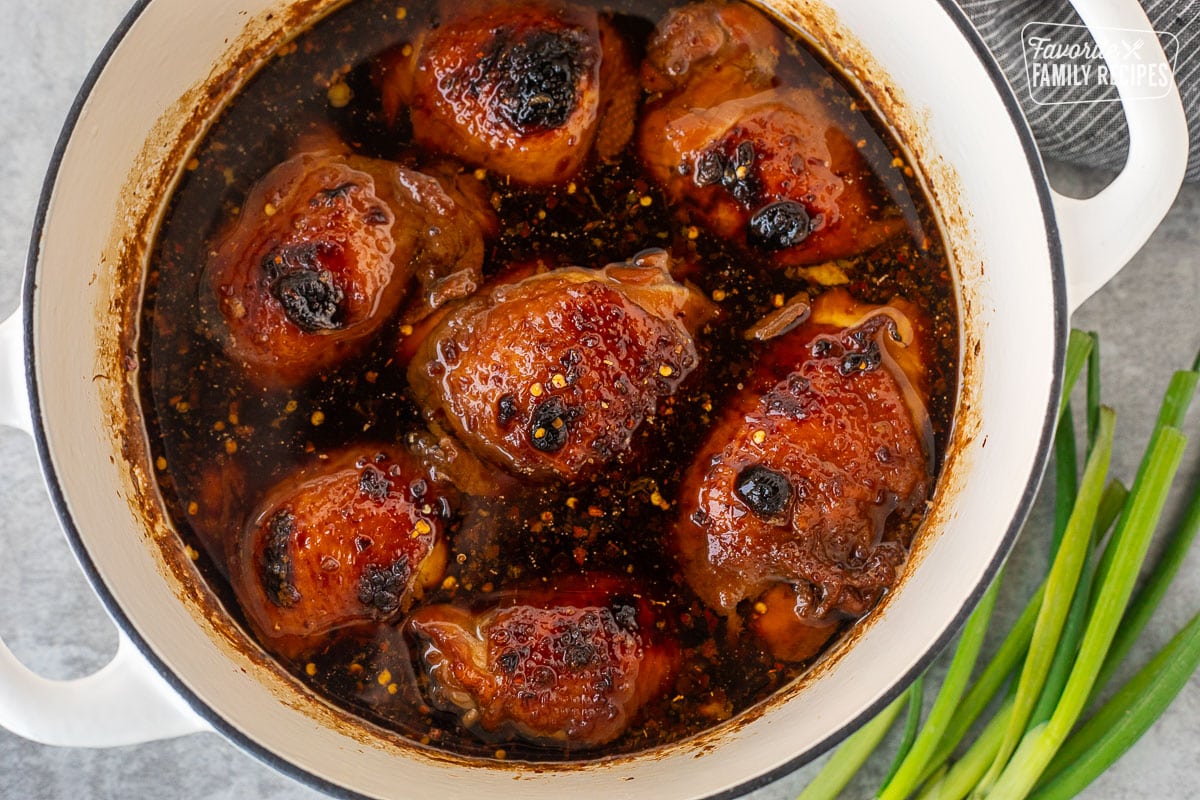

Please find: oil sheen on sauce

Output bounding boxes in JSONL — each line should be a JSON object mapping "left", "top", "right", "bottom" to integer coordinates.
{"left": 139, "top": 0, "right": 958, "bottom": 762}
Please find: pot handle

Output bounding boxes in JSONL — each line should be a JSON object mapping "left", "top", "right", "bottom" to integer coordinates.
{"left": 0, "top": 307, "right": 210, "bottom": 746}
{"left": 1055, "top": 0, "right": 1189, "bottom": 313}
{"left": 0, "top": 306, "right": 32, "bottom": 434}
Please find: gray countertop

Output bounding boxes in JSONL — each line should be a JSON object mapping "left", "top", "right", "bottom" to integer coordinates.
{"left": 1, "top": 2, "right": 1197, "bottom": 798}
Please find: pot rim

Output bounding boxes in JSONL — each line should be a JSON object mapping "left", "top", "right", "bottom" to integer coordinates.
{"left": 20, "top": 1, "right": 1067, "bottom": 797}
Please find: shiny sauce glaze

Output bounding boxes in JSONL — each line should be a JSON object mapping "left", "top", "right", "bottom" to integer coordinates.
{"left": 140, "top": 0, "right": 957, "bottom": 761}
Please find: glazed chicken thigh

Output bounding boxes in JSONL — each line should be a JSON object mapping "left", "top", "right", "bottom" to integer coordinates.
{"left": 203, "top": 148, "right": 491, "bottom": 386}
{"left": 230, "top": 447, "right": 451, "bottom": 654}
{"left": 672, "top": 290, "right": 932, "bottom": 661}
{"left": 408, "top": 575, "right": 679, "bottom": 747}
{"left": 639, "top": 1, "right": 905, "bottom": 266}
{"left": 379, "top": 0, "right": 638, "bottom": 185}
{"left": 407, "top": 251, "right": 715, "bottom": 483}
{"left": 639, "top": 0, "right": 785, "bottom": 100}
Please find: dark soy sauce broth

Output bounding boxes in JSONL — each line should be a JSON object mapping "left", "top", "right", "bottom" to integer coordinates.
{"left": 139, "top": 0, "right": 957, "bottom": 761}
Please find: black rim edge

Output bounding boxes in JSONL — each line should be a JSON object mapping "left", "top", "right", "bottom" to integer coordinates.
{"left": 20, "top": 2, "right": 1067, "bottom": 799}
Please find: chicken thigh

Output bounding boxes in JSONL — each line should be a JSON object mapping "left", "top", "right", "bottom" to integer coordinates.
{"left": 407, "top": 251, "right": 715, "bottom": 483}
{"left": 671, "top": 289, "right": 931, "bottom": 661}
{"left": 231, "top": 446, "right": 451, "bottom": 654}
{"left": 379, "top": 0, "right": 638, "bottom": 185}
{"left": 639, "top": 1, "right": 905, "bottom": 266}
{"left": 408, "top": 575, "right": 679, "bottom": 747}
{"left": 203, "top": 149, "right": 491, "bottom": 386}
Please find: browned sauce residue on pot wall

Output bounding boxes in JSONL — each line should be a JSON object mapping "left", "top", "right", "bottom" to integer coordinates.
{"left": 103, "top": 0, "right": 973, "bottom": 767}
{"left": 104, "top": 0, "right": 412, "bottom": 754}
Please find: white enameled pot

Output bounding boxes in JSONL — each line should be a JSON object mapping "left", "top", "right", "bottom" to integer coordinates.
{"left": 0, "top": 0, "right": 1188, "bottom": 798}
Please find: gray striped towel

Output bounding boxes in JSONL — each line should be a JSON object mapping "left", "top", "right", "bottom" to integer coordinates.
{"left": 958, "top": 0, "right": 1200, "bottom": 180}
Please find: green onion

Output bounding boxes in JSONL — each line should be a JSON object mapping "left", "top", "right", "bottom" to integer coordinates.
{"left": 881, "top": 675, "right": 926, "bottom": 790}
{"left": 877, "top": 580, "right": 999, "bottom": 800}
{"left": 1084, "top": 332, "right": 1101, "bottom": 451}
{"left": 917, "top": 696, "right": 1014, "bottom": 800}
{"left": 917, "top": 578, "right": 1037, "bottom": 786}
{"left": 914, "top": 487, "right": 1124, "bottom": 789}
{"left": 975, "top": 407, "right": 1115, "bottom": 794}
{"left": 1020, "top": 479, "right": 1125, "bottom": 743}
{"left": 1156, "top": 365, "right": 1200, "bottom": 433}
{"left": 1088, "top": 366, "right": 1199, "bottom": 616}
{"left": 1090, "top": 471, "right": 1200, "bottom": 707}
{"left": 1024, "top": 542, "right": 1099, "bottom": 733}
{"left": 985, "top": 427, "right": 1188, "bottom": 799}
{"left": 924, "top": 346, "right": 1109, "bottom": 786}
{"left": 1051, "top": 403, "right": 1079, "bottom": 555}
{"left": 1031, "top": 610, "right": 1200, "bottom": 799}
{"left": 1057, "top": 330, "right": 1094, "bottom": 423}
{"left": 1091, "top": 479, "right": 1131, "bottom": 547}
{"left": 796, "top": 692, "right": 908, "bottom": 800}
{"left": 1025, "top": 488, "right": 1128, "bottom": 734}
{"left": 1088, "top": 367, "right": 1200, "bottom": 696}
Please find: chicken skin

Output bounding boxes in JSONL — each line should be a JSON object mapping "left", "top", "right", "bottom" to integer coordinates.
{"left": 203, "top": 149, "right": 491, "bottom": 386}
{"left": 640, "top": 0, "right": 784, "bottom": 100}
{"left": 639, "top": 1, "right": 904, "bottom": 265}
{"left": 407, "top": 251, "right": 715, "bottom": 483}
{"left": 378, "top": 0, "right": 638, "bottom": 185}
{"left": 671, "top": 290, "right": 932, "bottom": 661}
{"left": 230, "top": 447, "right": 450, "bottom": 653}
{"left": 408, "top": 575, "right": 679, "bottom": 747}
